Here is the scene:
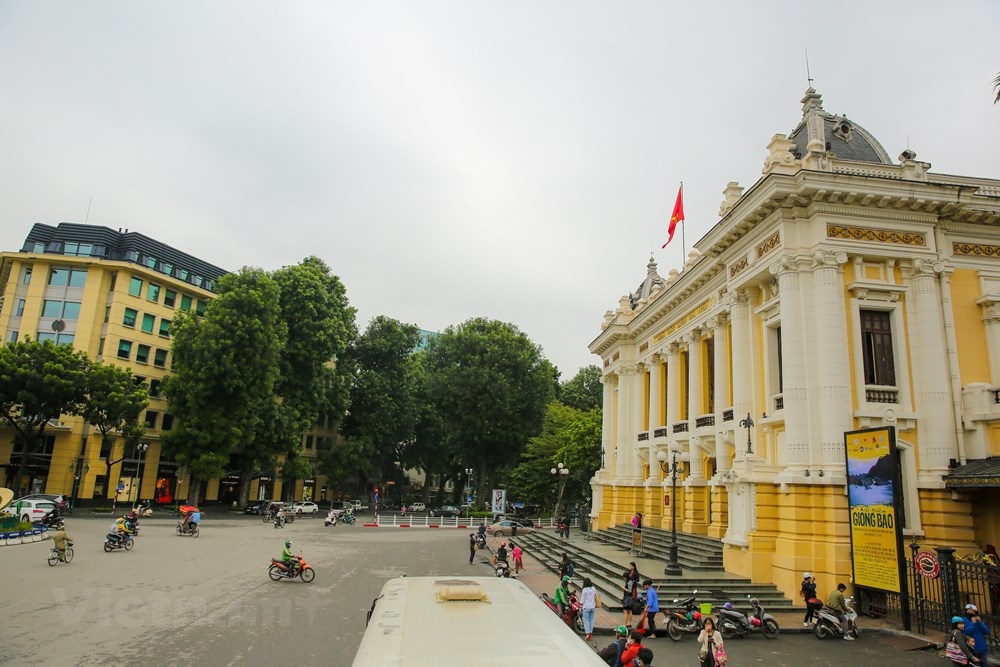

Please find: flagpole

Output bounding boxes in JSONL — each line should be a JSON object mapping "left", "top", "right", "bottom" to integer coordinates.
{"left": 680, "top": 182, "right": 686, "bottom": 261}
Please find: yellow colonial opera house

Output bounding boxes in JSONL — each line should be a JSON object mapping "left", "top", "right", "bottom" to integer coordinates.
{"left": 588, "top": 88, "right": 1000, "bottom": 600}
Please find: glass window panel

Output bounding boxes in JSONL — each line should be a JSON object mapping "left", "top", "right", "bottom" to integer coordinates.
{"left": 16, "top": 299, "right": 25, "bottom": 316}
{"left": 144, "top": 411, "right": 158, "bottom": 429}
{"left": 48, "top": 268, "right": 68, "bottom": 286}
{"left": 8, "top": 331, "right": 18, "bottom": 343}
{"left": 98, "top": 337, "right": 105, "bottom": 355}
{"left": 62, "top": 302, "right": 81, "bottom": 320}
{"left": 56, "top": 333, "right": 74, "bottom": 346}
{"left": 153, "top": 349, "right": 168, "bottom": 368}
{"left": 180, "top": 294, "right": 192, "bottom": 311}
{"left": 162, "top": 414, "right": 174, "bottom": 431}
{"left": 147, "top": 283, "right": 160, "bottom": 302}
{"left": 42, "top": 300, "right": 62, "bottom": 318}
{"left": 162, "top": 263, "right": 174, "bottom": 277}
{"left": 68, "top": 269, "right": 87, "bottom": 287}
{"left": 125, "top": 250, "right": 140, "bottom": 262}
{"left": 164, "top": 289, "right": 176, "bottom": 307}
{"left": 129, "top": 277, "right": 142, "bottom": 296}
{"left": 37, "top": 331, "right": 56, "bottom": 342}
{"left": 117, "top": 340, "right": 133, "bottom": 359}
{"left": 149, "top": 379, "right": 161, "bottom": 397}
{"left": 141, "top": 314, "right": 155, "bottom": 333}
{"left": 23, "top": 267, "right": 31, "bottom": 284}
{"left": 158, "top": 319, "right": 170, "bottom": 337}
{"left": 144, "top": 256, "right": 157, "bottom": 269}
{"left": 136, "top": 344, "right": 150, "bottom": 364}
{"left": 123, "top": 308, "right": 137, "bottom": 327}
{"left": 196, "top": 300, "right": 206, "bottom": 315}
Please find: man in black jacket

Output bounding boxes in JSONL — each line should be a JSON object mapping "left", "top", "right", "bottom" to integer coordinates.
{"left": 598, "top": 625, "right": 629, "bottom": 666}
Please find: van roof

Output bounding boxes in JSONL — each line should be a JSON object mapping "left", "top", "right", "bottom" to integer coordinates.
{"left": 352, "top": 576, "right": 605, "bottom": 666}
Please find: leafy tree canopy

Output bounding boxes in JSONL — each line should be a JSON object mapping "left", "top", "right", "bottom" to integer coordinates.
{"left": 558, "top": 365, "right": 603, "bottom": 411}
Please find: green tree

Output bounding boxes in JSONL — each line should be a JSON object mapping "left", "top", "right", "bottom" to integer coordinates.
{"left": 424, "top": 318, "right": 557, "bottom": 505}
{"left": 316, "top": 439, "right": 375, "bottom": 498}
{"left": 261, "top": 256, "right": 356, "bottom": 504}
{"left": 559, "top": 365, "right": 603, "bottom": 411}
{"left": 162, "top": 268, "right": 285, "bottom": 504}
{"left": 0, "top": 340, "right": 91, "bottom": 493}
{"left": 340, "top": 316, "right": 422, "bottom": 486}
{"left": 79, "top": 361, "right": 149, "bottom": 499}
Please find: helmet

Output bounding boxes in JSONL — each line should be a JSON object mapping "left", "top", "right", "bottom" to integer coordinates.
{"left": 693, "top": 611, "right": 702, "bottom": 620}
{"left": 966, "top": 603, "right": 978, "bottom": 612}
{"left": 953, "top": 616, "right": 966, "bottom": 624}
{"left": 284, "top": 540, "right": 291, "bottom": 548}
{"left": 724, "top": 602, "right": 733, "bottom": 610}
{"left": 561, "top": 575, "right": 571, "bottom": 582}
{"left": 615, "top": 625, "right": 628, "bottom": 637}
{"left": 803, "top": 572, "right": 812, "bottom": 579}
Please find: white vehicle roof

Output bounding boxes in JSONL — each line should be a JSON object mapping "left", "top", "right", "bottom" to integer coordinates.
{"left": 352, "top": 576, "right": 606, "bottom": 666}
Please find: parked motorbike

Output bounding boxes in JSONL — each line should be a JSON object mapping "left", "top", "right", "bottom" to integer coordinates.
{"left": 268, "top": 554, "right": 316, "bottom": 583}
{"left": 813, "top": 597, "right": 860, "bottom": 639}
{"left": 103, "top": 533, "right": 134, "bottom": 552}
{"left": 665, "top": 590, "right": 703, "bottom": 641}
{"left": 494, "top": 558, "right": 511, "bottom": 578}
{"left": 175, "top": 521, "right": 201, "bottom": 538}
{"left": 47, "top": 540, "right": 74, "bottom": 566}
{"left": 474, "top": 533, "right": 487, "bottom": 549}
{"left": 717, "top": 595, "right": 780, "bottom": 639}
{"left": 539, "top": 591, "right": 585, "bottom": 633}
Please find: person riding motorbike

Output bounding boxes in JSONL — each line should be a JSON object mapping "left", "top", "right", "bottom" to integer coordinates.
{"left": 826, "top": 582, "right": 853, "bottom": 640}
{"left": 477, "top": 522, "right": 488, "bottom": 538}
{"left": 274, "top": 507, "right": 286, "bottom": 527}
{"left": 182, "top": 509, "right": 201, "bottom": 533}
{"left": 554, "top": 575, "right": 571, "bottom": 617}
{"left": 280, "top": 539, "right": 297, "bottom": 575}
{"left": 496, "top": 541, "right": 509, "bottom": 563}
{"left": 107, "top": 517, "right": 128, "bottom": 545}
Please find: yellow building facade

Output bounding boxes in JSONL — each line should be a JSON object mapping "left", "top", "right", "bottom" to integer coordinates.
{"left": 0, "top": 223, "right": 336, "bottom": 507}
{"left": 588, "top": 89, "right": 1000, "bottom": 601}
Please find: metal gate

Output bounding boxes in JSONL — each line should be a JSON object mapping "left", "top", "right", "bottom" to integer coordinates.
{"left": 857, "top": 544, "right": 1000, "bottom": 649}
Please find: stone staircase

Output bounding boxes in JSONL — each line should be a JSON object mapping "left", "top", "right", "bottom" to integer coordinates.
{"left": 516, "top": 526, "right": 797, "bottom": 614}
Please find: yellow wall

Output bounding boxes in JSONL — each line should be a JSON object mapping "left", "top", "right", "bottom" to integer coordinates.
{"left": 951, "top": 268, "right": 992, "bottom": 385}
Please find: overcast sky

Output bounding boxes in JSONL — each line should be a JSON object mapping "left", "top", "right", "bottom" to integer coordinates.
{"left": 1, "top": 2, "right": 998, "bottom": 378}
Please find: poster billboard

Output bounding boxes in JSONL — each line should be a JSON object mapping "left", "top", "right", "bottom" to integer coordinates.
{"left": 491, "top": 489, "right": 507, "bottom": 515}
{"left": 844, "top": 426, "right": 904, "bottom": 593}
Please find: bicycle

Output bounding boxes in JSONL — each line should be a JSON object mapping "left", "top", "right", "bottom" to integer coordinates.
{"left": 47, "top": 541, "right": 74, "bottom": 566}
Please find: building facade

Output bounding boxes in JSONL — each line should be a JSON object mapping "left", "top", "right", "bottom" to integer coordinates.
{"left": 588, "top": 89, "right": 1000, "bottom": 600}
{"left": 0, "top": 223, "right": 336, "bottom": 507}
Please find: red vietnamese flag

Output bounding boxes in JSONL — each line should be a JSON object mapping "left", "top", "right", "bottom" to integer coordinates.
{"left": 662, "top": 185, "right": 685, "bottom": 248}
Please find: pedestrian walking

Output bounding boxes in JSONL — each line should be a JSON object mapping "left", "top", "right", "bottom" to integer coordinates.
{"left": 697, "top": 617, "right": 725, "bottom": 667}
{"left": 800, "top": 572, "right": 822, "bottom": 625}
{"left": 621, "top": 561, "right": 640, "bottom": 628}
{"left": 563, "top": 514, "right": 571, "bottom": 539}
{"left": 948, "top": 616, "right": 980, "bottom": 665}
{"left": 511, "top": 542, "right": 523, "bottom": 575}
{"left": 468, "top": 533, "right": 476, "bottom": 564}
{"left": 642, "top": 579, "right": 660, "bottom": 638}
{"left": 580, "top": 577, "right": 598, "bottom": 641}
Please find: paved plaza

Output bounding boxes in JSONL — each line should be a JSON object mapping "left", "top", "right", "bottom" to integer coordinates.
{"left": 0, "top": 513, "right": 953, "bottom": 666}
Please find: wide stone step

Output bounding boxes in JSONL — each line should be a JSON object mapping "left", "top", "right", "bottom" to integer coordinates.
{"left": 517, "top": 530, "right": 798, "bottom": 614}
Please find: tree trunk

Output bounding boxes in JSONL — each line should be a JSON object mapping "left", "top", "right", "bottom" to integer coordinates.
{"left": 237, "top": 470, "right": 253, "bottom": 510}
{"left": 185, "top": 479, "right": 202, "bottom": 506}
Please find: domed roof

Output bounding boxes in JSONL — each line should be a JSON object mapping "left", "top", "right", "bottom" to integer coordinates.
{"left": 787, "top": 88, "right": 892, "bottom": 165}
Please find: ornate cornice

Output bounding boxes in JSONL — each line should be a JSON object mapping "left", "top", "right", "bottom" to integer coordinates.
{"left": 955, "top": 242, "right": 1000, "bottom": 258}
{"left": 827, "top": 224, "right": 927, "bottom": 246}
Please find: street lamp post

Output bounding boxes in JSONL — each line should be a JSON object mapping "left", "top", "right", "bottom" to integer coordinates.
{"left": 739, "top": 413, "right": 755, "bottom": 455}
{"left": 68, "top": 457, "right": 90, "bottom": 511}
{"left": 133, "top": 442, "right": 149, "bottom": 505}
{"left": 464, "top": 467, "right": 474, "bottom": 505}
{"left": 656, "top": 445, "right": 690, "bottom": 576}
{"left": 550, "top": 462, "right": 570, "bottom": 521}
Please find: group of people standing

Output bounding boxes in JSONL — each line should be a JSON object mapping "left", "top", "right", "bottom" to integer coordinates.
{"left": 799, "top": 573, "right": 855, "bottom": 640}
{"left": 948, "top": 604, "right": 991, "bottom": 666}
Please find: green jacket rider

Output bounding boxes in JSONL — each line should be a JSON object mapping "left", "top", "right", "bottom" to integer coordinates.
{"left": 281, "top": 539, "right": 297, "bottom": 573}
{"left": 554, "top": 575, "right": 571, "bottom": 614}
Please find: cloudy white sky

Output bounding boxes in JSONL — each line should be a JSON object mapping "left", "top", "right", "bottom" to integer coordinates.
{"left": 1, "top": 2, "right": 998, "bottom": 378}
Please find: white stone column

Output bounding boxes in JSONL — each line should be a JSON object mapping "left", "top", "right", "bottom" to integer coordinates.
{"left": 666, "top": 343, "right": 681, "bottom": 439}
{"left": 630, "top": 363, "right": 646, "bottom": 479}
{"left": 685, "top": 330, "right": 705, "bottom": 482}
{"left": 729, "top": 290, "right": 753, "bottom": 462}
{"left": 909, "top": 259, "right": 955, "bottom": 471}
{"left": 709, "top": 315, "right": 731, "bottom": 473}
{"left": 648, "top": 354, "right": 664, "bottom": 429}
{"left": 601, "top": 375, "right": 615, "bottom": 476}
{"left": 812, "top": 251, "right": 852, "bottom": 469}
{"left": 770, "top": 256, "right": 809, "bottom": 467}
{"left": 615, "top": 367, "right": 632, "bottom": 479}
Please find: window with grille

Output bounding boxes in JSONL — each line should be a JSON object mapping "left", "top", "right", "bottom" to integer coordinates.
{"left": 860, "top": 310, "right": 896, "bottom": 386}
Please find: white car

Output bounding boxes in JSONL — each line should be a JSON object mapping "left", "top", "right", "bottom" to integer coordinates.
{"left": 293, "top": 501, "right": 319, "bottom": 515}
{"left": 3, "top": 498, "right": 57, "bottom": 523}
{"left": 408, "top": 502, "right": 426, "bottom": 512}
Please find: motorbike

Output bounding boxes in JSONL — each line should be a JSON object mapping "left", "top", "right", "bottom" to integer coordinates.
{"left": 474, "top": 532, "right": 487, "bottom": 549}
{"left": 813, "top": 597, "right": 860, "bottom": 640}
{"left": 324, "top": 510, "right": 340, "bottom": 527}
{"left": 103, "top": 533, "right": 135, "bottom": 552}
{"left": 494, "top": 558, "right": 511, "bottom": 578}
{"left": 47, "top": 540, "right": 74, "bottom": 566}
{"left": 124, "top": 513, "right": 141, "bottom": 536}
{"left": 717, "top": 594, "right": 780, "bottom": 639}
{"left": 274, "top": 514, "right": 287, "bottom": 528}
{"left": 175, "top": 521, "right": 201, "bottom": 537}
{"left": 41, "top": 509, "right": 65, "bottom": 530}
{"left": 268, "top": 554, "right": 316, "bottom": 583}
{"left": 539, "top": 591, "right": 585, "bottom": 633}
{"left": 665, "top": 590, "right": 703, "bottom": 641}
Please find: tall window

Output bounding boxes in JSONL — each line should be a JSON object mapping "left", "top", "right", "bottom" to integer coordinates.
{"left": 776, "top": 326, "right": 783, "bottom": 393}
{"left": 136, "top": 344, "right": 150, "bottom": 364}
{"left": 860, "top": 310, "right": 896, "bottom": 386}
{"left": 118, "top": 340, "right": 133, "bottom": 359}
{"left": 180, "top": 294, "right": 192, "bottom": 311}
{"left": 68, "top": 269, "right": 87, "bottom": 287}
{"left": 164, "top": 289, "right": 176, "bottom": 308}
{"left": 153, "top": 348, "right": 168, "bottom": 368}
{"left": 8, "top": 331, "right": 18, "bottom": 343}
{"left": 62, "top": 302, "right": 80, "bottom": 319}
{"left": 144, "top": 411, "right": 159, "bottom": 429}
{"left": 123, "top": 308, "right": 138, "bottom": 327}
{"left": 42, "top": 300, "right": 63, "bottom": 318}
{"left": 706, "top": 337, "right": 715, "bottom": 413}
{"left": 141, "top": 314, "right": 155, "bottom": 333}
{"left": 15, "top": 299, "right": 25, "bottom": 317}
{"left": 22, "top": 267, "right": 31, "bottom": 284}
{"left": 129, "top": 277, "right": 143, "bottom": 297}
{"left": 158, "top": 319, "right": 170, "bottom": 337}
{"left": 147, "top": 283, "right": 161, "bottom": 303}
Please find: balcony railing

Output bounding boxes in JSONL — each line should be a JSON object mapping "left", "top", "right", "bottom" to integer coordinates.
{"left": 773, "top": 394, "right": 784, "bottom": 411}
{"left": 865, "top": 386, "right": 899, "bottom": 404}
{"left": 638, "top": 432, "right": 649, "bottom": 441}
{"left": 722, "top": 408, "right": 734, "bottom": 422}
{"left": 695, "top": 415, "right": 715, "bottom": 428}
{"left": 672, "top": 422, "right": 689, "bottom": 434}
{"left": 653, "top": 428, "right": 669, "bottom": 438}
